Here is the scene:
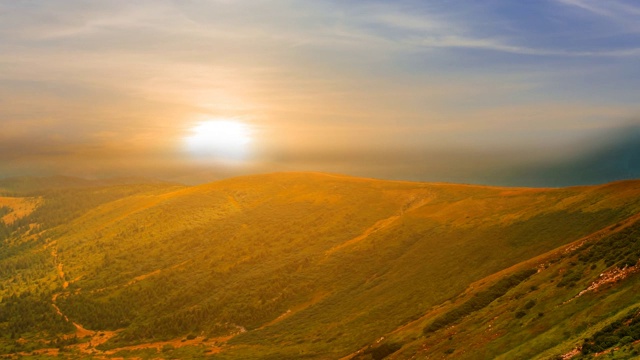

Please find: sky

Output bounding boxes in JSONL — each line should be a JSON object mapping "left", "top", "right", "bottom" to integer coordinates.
{"left": 1, "top": 0, "right": 640, "bottom": 186}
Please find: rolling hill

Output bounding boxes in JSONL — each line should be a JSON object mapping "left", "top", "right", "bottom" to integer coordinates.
{"left": 2, "top": 172, "right": 640, "bottom": 359}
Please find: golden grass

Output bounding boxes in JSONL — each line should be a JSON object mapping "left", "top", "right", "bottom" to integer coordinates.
{"left": 5, "top": 173, "right": 640, "bottom": 359}
{"left": 0, "top": 196, "right": 41, "bottom": 224}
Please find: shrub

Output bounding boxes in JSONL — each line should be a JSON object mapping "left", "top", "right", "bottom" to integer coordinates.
{"left": 557, "top": 270, "right": 582, "bottom": 288}
{"left": 423, "top": 269, "right": 536, "bottom": 334}
{"left": 619, "top": 254, "right": 639, "bottom": 268}
{"left": 620, "top": 336, "right": 633, "bottom": 345}
{"left": 524, "top": 299, "right": 536, "bottom": 310}
{"left": 582, "top": 308, "right": 640, "bottom": 354}
{"left": 362, "top": 342, "right": 402, "bottom": 360}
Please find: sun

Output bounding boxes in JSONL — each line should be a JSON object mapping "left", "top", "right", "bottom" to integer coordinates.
{"left": 185, "top": 120, "right": 252, "bottom": 160}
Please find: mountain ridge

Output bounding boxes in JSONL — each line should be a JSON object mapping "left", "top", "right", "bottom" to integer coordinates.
{"left": 1, "top": 172, "right": 640, "bottom": 358}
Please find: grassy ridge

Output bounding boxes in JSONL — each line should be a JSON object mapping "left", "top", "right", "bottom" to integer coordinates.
{"left": 51, "top": 174, "right": 640, "bottom": 357}
{"left": 2, "top": 173, "right": 640, "bottom": 358}
{"left": 363, "top": 212, "right": 640, "bottom": 359}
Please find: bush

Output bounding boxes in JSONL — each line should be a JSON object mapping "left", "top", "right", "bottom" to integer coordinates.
{"left": 362, "top": 342, "right": 402, "bottom": 360}
{"left": 582, "top": 308, "right": 640, "bottom": 354}
{"left": 423, "top": 269, "right": 536, "bottom": 334}
{"left": 557, "top": 270, "right": 582, "bottom": 288}
{"left": 619, "top": 254, "right": 639, "bottom": 268}
{"left": 620, "top": 336, "right": 633, "bottom": 345}
{"left": 524, "top": 299, "right": 536, "bottom": 310}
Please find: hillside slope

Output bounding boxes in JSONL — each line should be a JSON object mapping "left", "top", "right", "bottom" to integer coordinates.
{"left": 353, "top": 206, "right": 640, "bottom": 360}
{"left": 2, "top": 173, "right": 640, "bottom": 359}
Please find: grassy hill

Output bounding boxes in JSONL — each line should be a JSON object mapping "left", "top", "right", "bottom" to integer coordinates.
{"left": 2, "top": 172, "right": 640, "bottom": 359}
{"left": 354, "top": 206, "right": 640, "bottom": 360}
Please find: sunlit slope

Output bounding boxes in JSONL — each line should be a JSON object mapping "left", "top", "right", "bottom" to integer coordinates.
{"left": 0, "top": 181, "right": 185, "bottom": 354}
{"left": 358, "top": 204, "right": 640, "bottom": 360}
{"left": 43, "top": 173, "right": 640, "bottom": 358}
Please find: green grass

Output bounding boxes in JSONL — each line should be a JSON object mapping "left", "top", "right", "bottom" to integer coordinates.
{"left": 2, "top": 173, "right": 640, "bottom": 358}
{"left": 376, "top": 215, "right": 640, "bottom": 359}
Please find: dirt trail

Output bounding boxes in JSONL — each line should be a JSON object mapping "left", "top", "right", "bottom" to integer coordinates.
{"left": 51, "top": 294, "right": 68, "bottom": 322}
{"left": 326, "top": 215, "right": 401, "bottom": 255}
{"left": 46, "top": 242, "right": 146, "bottom": 356}
{"left": 560, "top": 347, "right": 582, "bottom": 359}
{"left": 50, "top": 241, "right": 98, "bottom": 340}
{"left": 227, "top": 193, "right": 242, "bottom": 209}
{"left": 258, "top": 292, "right": 329, "bottom": 330}
{"left": 45, "top": 242, "right": 227, "bottom": 357}
{"left": 566, "top": 263, "right": 640, "bottom": 304}
{"left": 100, "top": 335, "right": 231, "bottom": 355}
{"left": 326, "top": 196, "right": 430, "bottom": 255}
{"left": 50, "top": 246, "right": 70, "bottom": 318}
{"left": 124, "top": 259, "right": 190, "bottom": 287}
{"left": 57, "top": 263, "right": 68, "bottom": 289}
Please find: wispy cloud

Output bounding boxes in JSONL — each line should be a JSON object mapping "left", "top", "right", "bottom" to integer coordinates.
{"left": 555, "top": 0, "right": 640, "bottom": 31}
{"left": 1, "top": 1, "right": 640, "bottom": 182}
{"left": 332, "top": 3, "right": 640, "bottom": 57}
{"left": 557, "top": 0, "right": 640, "bottom": 17}
{"left": 414, "top": 35, "right": 640, "bottom": 57}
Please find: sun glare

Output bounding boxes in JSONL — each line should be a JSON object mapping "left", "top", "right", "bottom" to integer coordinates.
{"left": 185, "top": 120, "right": 252, "bottom": 160}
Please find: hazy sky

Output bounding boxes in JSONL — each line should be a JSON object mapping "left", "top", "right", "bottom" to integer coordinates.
{"left": 2, "top": 0, "right": 640, "bottom": 185}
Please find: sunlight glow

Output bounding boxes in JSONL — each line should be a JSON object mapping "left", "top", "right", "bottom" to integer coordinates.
{"left": 185, "top": 120, "right": 252, "bottom": 160}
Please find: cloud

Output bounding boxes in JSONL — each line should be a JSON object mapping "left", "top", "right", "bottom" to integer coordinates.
{"left": 556, "top": 0, "right": 640, "bottom": 18}
{"left": 554, "top": 0, "right": 640, "bottom": 33}
{"left": 1, "top": 1, "right": 640, "bottom": 184}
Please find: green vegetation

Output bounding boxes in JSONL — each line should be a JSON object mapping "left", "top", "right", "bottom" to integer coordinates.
{"left": 375, "top": 211, "right": 640, "bottom": 359}
{"left": 578, "top": 222, "right": 640, "bottom": 269}
{"left": 424, "top": 268, "right": 537, "bottom": 333}
{"left": 2, "top": 173, "right": 640, "bottom": 359}
{"left": 359, "top": 342, "right": 403, "bottom": 360}
{"left": 0, "top": 179, "right": 182, "bottom": 356}
{"left": 581, "top": 308, "right": 640, "bottom": 354}
{"left": 0, "top": 206, "right": 10, "bottom": 218}
{"left": 0, "top": 292, "right": 73, "bottom": 337}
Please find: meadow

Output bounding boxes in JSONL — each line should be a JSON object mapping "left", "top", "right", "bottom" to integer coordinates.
{"left": 1, "top": 173, "right": 640, "bottom": 359}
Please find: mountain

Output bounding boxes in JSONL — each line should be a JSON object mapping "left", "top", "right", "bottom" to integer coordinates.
{"left": 355, "top": 211, "right": 640, "bottom": 360}
{"left": 2, "top": 172, "right": 640, "bottom": 359}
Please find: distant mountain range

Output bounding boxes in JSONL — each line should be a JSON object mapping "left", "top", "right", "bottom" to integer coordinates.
{"left": 0, "top": 175, "right": 176, "bottom": 195}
